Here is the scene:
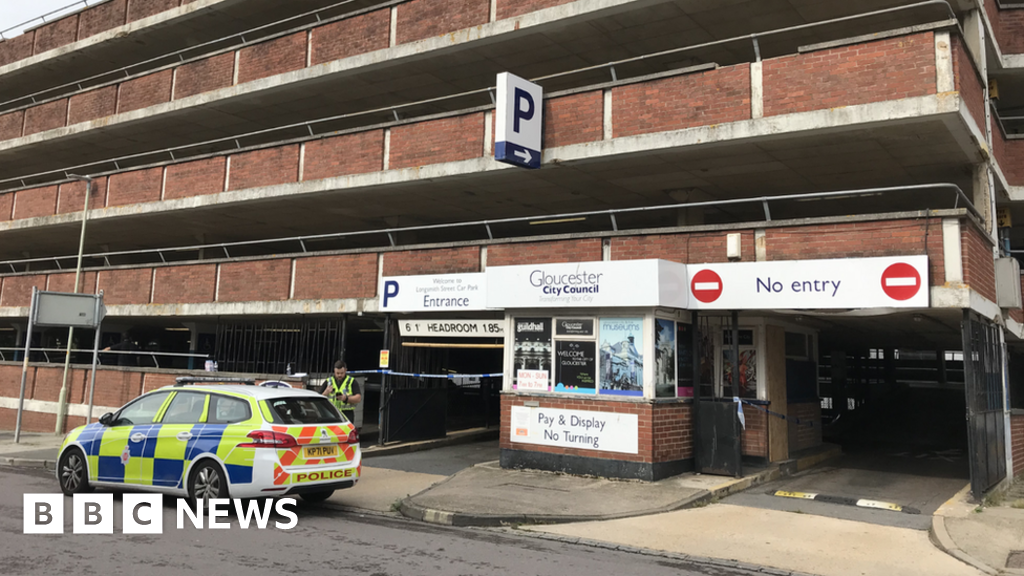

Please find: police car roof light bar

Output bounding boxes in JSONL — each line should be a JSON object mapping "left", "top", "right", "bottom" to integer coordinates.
{"left": 174, "top": 376, "right": 257, "bottom": 386}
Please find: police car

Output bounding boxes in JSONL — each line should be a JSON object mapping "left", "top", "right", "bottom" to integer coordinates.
{"left": 56, "top": 380, "right": 360, "bottom": 504}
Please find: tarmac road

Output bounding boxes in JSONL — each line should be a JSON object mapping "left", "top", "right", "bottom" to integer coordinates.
{"left": 1, "top": 466, "right": 774, "bottom": 576}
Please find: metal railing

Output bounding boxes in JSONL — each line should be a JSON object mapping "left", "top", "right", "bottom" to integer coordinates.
{"left": 0, "top": 0, "right": 105, "bottom": 39}
{"left": 0, "top": 183, "right": 977, "bottom": 274}
{"left": 0, "top": 0, "right": 960, "bottom": 192}
{"left": 0, "top": 347, "right": 209, "bottom": 368}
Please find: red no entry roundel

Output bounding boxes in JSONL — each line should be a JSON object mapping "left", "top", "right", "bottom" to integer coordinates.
{"left": 691, "top": 269, "right": 723, "bottom": 303}
{"left": 880, "top": 263, "right": 921, "bottom": 301}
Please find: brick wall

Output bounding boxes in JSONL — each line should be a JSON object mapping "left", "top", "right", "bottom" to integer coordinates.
{"left": 311, "top": 10, "right": 390, "bottom": 65}
{"left": 0, "top": 34, "right": 35, "bottom": 68}
{"left": 989, "top": 1, "right": 1024, "bottom": 55}
{"left": 787, "top": 401, "right": 822, "bottom": 452}
{"left": 611, "top": 232, "right": 757, "bottom": 264}
{"left": 46, "top": 271, "right": 98, "bottom": 294}
{"left": 302, "top": 131, "right": 384, "bottom": 181}
{"left": 0, "top": 111, "right": 24, "bottom": 140}
{"left": 152, "top": 264, "right": 216, "bottom": 304}
{"left": 383, "top": 246, "right": 479, "bottom": 275}
{"left": 488, "top": 238, "right": 603, "bottom": 266}
{"left": 164, "top": 157, "right": 226, "bottom": 199}
{"left": 97, "top": 268, "right": 153, "bottom": 305}
{"left": 993, "top": 114, "right": 1024, "bottom": 187}
{"left": 229, "top": 145, "right": 300, "bottom": 190}
{"left": 0, "top": 275, "right": 46, "bottom": 307}
{"left": 962, "top": 223, "right": 997, "bottom": 302}
{"left": 237, "top": 32, "right": 307, "bottom": 84}
{"left": 173, "top": 53, "right": 235, "bottom": 99}
{"left": 544, "top": 91, "right": 603, "bottom": 148}
{"left": 396, "top": 0, "right": 489, "bottom": 44}
{"left": 34, "top": 15, "right": 79, "bottom": 54}
{"left": 614, "top": 64, "right": 751, "bottom": 138}
{"left": 88, "top": 369, "right": 144, "bottom": 408}
{"left": 741, "top": 406, "right": 767, "bottom": 458}
{"left": 652, "top": 403, "right": 693, "bottom": 461}
{"left": 68, "top": 86, "right": 117, "bottom": 125}
{"left": 763, "top": 33, "right": 936, "bottom": 116}
{"left": 23, "top": 99, "right": 68, "bottom": 136}
{"left": 79, "top": 0, "right": 128, "bottom": 39}
{"left": 57, "top": 177, "right": 108, "bottom": 214}
{"left": 1013, "top": 412, "right": 1024, "bottom": 477}
{"left": 13, "top": 186, "right": 58, "bottom": 220}
{"left": 496, "top": 0, "right": 573, "bottom": 19}
{"left": 217, "top": 260, "right": 291, "bottom": 301}
{"left": 389, "top": 113, "right": 484, "bottom": 169}
{"left": 128, "top": 0, "right": 181, "bottom": 23}
{"left": 952, "top": 36, "right": 986, "bottom": 132}
{"left": 117, "top": 69, "right": 173, "bottom": 113}
{"left": 292, "top": 254, "right": 378, "bottom": 300}
{"left": 107, "top": 167, "right": 163, "bottom": 206}
{"left": 0, "top": 193, "right": 11, "bottom": 222}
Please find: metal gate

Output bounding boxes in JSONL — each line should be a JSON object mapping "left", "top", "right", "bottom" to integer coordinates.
{"left": 961, "top": 311, "right": 1007, "bottom": 498}
{"left": 692, "top": 312, "right": 744, "bottom": 477}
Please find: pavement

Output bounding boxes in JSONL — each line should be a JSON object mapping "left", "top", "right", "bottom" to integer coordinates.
{"left": 4, "top": 429, "right": 1022, "bottom": 576}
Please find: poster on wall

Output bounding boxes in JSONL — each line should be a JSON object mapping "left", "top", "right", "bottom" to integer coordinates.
{"left": 723, "top": 349, "right": 757, "bottom": 398}
{"left": 655, "top": 319, "right": 676, "bottom": 398}
{"left": 555, "top": 341, "right": 597, "bottom": 393}
{"left": 599, "top": 317, "right": 644, "bottom": 396}
{"left": 513, "top": 318, "right": 551, "bottom": 391}
{"left": 555, "top": 318, "right": 595, "bottom": 337}
{"left": 676, "top": 323, "right": 693, "bottom": 397}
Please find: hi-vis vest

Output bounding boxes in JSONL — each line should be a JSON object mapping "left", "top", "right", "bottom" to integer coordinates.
{"left": 327, "top": 375, "right": 355, "bottom": 412}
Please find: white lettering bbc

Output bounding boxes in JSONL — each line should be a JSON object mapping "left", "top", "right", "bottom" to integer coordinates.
{"left": 24, "top": 494, "right": 297, "bottom": 533}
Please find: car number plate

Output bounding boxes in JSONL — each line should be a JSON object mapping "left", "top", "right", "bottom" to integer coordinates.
{"left": 304, "top": 445, "right": 338, "bottom": 458}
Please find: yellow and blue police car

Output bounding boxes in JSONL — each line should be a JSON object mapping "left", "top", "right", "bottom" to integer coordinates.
{"left": 56, "top": 380, "right": 361, "bottom": 504}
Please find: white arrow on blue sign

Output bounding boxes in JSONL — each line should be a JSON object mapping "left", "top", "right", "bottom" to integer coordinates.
{"left": 495, "top": 72, "right": 543, "bottom": 169}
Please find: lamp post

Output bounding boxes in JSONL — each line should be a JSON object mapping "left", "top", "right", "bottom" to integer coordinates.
{"left": 54, "top": 174, "right": 93, "bottom": 435}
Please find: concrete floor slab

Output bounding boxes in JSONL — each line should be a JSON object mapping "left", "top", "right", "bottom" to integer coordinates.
{"left": 327, "top": 466, "right": 447, "bottom": 514}
{"left": 529, "top": 503, "right": 985, "bottom": 576}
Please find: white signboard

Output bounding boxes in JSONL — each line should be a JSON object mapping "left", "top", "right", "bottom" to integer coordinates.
{"left": 495, "top": 72, "right": 543, "bottom": 169}
{"left": 516, "top": 369, "right": 549, "bottom": 391}
{"left": 688, "top": 255, "right": 929, "bottom": 309}
{"left": 486, "top": 259, "right": 688, "bottom": 309}
{"left": 34, "top": 291, "right": 105, "bottom": 328}
{"left": 398, "top": 319, "right": 505, "bottom": 338}
{"left": 380, "top": 273, "right": 488, "bottom": 312}
{"left": 511, "top": 405, "right": 638, "bottom": 454}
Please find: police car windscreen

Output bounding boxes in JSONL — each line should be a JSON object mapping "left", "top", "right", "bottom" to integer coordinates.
{"left": 266, "top": 396, "right": 345, "bottom": 425}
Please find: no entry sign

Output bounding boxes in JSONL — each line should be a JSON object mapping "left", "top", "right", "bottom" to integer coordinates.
{"left": 691, "top": 269, "right": 723, "bottom": 303}
{"left": 687, "top": 256, "right": 929, "bottom": 309}
{"left": 880, "top": 263, "right": 921, "bottom": 301}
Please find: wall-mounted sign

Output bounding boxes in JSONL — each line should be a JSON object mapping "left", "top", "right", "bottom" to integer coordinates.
{"left": 399, "top": 319, "right": 504, "bottom": 338}
{"left": 513, "top": 318, "right": 551, "bottom": 390}
{"left": 379, "top": 350, "right": 390, "bottom": 368}
{"left": 516, "top": 369, "right": 549, "bottom": 392}
{"left": 554, "top": 318, "right": 594, "bottom": 337}
{"left": 495, "top": 72, "right": 543, "bottom": 169}
{"left": 687, "top": 256, "right": 929, "bottom": 309}
{"left": 510, "top": 405, "right": 638, "bottom": 454}
{"left": 380, "top": 273, "right": 487, "bottom": 312}
{"left": 486, "top": 260, "right": 688, "bottom": 309}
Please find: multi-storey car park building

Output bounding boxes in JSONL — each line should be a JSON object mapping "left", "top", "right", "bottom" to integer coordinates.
{"left": 0, "top": 0, "right": 1023, "bottom": 498}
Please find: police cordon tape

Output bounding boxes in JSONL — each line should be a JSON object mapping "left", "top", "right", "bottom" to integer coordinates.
{"left": 767, "top": 490, "right": 921, "bottom": 515}
{"left": 737, "top": 398, "right": 818, "bottom": 429}
{"left": 348, "top": 369, "right": 503, "bottom": 379}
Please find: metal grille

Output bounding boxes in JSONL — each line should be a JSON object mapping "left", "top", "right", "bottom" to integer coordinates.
{"left": 214, "top": 319, "right": 343, "bottom": 376}
{"left": 962, "top": 311, "right": 1006, "bottom": 498}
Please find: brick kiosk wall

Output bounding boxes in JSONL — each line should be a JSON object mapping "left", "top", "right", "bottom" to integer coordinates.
{"left": 1011, "top": 411, "right": 1024, "bottom": 477}
{"left": 499, "top": 394, "right": 693, "bottom": 481}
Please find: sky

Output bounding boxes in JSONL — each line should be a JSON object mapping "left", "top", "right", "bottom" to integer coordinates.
{"left": 1, "top": 0, "right": 96, "bottom": 36}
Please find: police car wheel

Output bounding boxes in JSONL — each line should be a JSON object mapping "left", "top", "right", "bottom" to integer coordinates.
{"left": 299, "top": 490, "right": 334, "bottom": 503}
{"left": 58, "top": 447, "right": 92, "bottom": 496}
{"left": 188, "top": 461, "right": 228, "bottom": 505}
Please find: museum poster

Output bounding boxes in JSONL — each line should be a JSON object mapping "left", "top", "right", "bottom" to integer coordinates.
{"left": 598, "top": 317, "right": 644, "bottom": 396}
{"left": 655, "top": 318, "right": 677, "bottom": 398}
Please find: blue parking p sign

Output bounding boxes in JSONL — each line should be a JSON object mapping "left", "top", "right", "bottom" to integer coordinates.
{"left": 495, "top": 72, "right": 543, "bottom": 169}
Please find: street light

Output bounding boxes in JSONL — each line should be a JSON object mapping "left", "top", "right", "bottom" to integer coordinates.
{"left": 54, "top": 174, "right": 93, "bottom": 435}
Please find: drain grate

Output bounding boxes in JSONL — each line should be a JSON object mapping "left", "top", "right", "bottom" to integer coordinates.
{"left": 1006, "top": 551, "right": 1024, "bottom": 569}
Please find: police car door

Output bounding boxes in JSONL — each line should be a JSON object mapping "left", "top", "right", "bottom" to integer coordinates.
{"left": 152, "top": 391, "right": 210, "bottom": 489}
{"left": 97, "top": 392, "right": 172, "bottom": 484}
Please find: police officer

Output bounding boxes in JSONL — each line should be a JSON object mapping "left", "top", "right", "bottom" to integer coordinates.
{"left": 320, "top": 360, "right": 361, "bottom": 421}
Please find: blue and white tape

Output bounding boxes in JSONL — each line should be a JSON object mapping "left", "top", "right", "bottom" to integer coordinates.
{"left": 348, "top": 369, "right": 503, "bottom": 379}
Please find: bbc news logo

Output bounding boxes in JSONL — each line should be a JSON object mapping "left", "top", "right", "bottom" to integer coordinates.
{"left": 24, "top": 494, "right": 298, "bottom": 534}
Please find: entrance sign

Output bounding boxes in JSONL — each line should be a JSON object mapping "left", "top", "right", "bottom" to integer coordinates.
{"left": 687, "top": 256, "right": 929, "bottom": 309}
{"left": 495, "top": 72, "right": 543, "bottom": 169}
{"left": 380, "top": 273, "right": 488, "bottom": 312}
{"left": 487, "top": 260, "right": 688, "bottom": 308}
{"left": 399, "top": 319, "right": 504, "bottom": 338}
{"left": 511, "top": 405, "right": 638, "bottom": 453}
